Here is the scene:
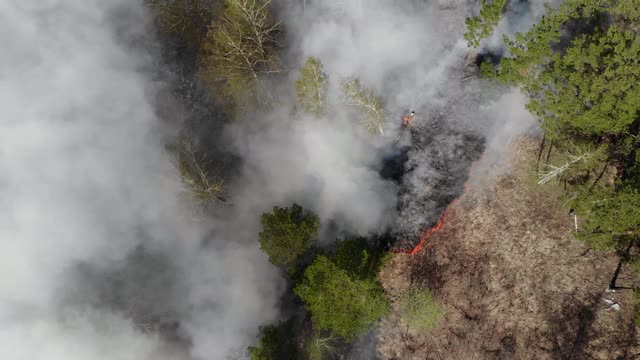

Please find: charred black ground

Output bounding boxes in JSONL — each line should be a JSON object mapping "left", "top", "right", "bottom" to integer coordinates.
{"left": 388, "top": 113, "right": 485, "bottom": 251}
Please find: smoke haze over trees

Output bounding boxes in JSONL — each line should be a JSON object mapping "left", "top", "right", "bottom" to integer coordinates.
{"left": 9, "top": 0, "right": 636, "bottom": 359}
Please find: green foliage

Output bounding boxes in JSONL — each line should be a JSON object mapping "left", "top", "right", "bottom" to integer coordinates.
{"left": 332, "top": 238, "right": 390, "bottom": 281}
{"left": 342, "top": 79, "right": 387, "bottom": 135}
{"left": 248, "top": 322, "right": 299, "bottom": 360}
{"left": 259, "top": 204, "right": 319, "bottom": 267}
{"left": 490, "top": 0, "right": 640, "bottom": 138}
{"left": 572, "top": 184, "right": 640, "bottom": 250}
{"left": 542, "top": 26, "right": 640, "bottom": 135}
{"left": 296, "top": 57, "right": 329, "bottom": 117}
{"left": 200, "top": 0, "right": 280, "bottom": 115}
{"left": 398, "top": 287, "right": 443, "bottom": 332}
{"left": 293, "top": 240, "right": 389, "bottom": 342}
{"left": 464, "top": 0, "right": 507, "bottom": 48}
{"left": 612, "top": 0, "right": 640, "bottom": 24}
{"left": 624, "top": 143, "right": 640, "bottom": 188}
{"left": 478, "top": 0, "right": 640, "bottom": 254}
{"left": 294, "top": 255, "right": 389, "bottom": 341}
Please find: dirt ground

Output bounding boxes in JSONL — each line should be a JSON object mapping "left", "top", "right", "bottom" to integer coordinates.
{"left": 378, "top": 138, "right": 640, "bottom": 360}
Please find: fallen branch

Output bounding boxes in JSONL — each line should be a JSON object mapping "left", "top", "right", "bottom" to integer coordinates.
{"left": 538, "top": 150, "right": 596, "bottom": 185}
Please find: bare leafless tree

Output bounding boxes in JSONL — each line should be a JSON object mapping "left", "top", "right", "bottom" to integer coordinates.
{"left": 175, "top": 141, "right": 228, "bottom": 205}
{"left": 342, "top": 79, "right": 387, "bottom": 135}
{"left": 200, "top": 0, "right": 281, "bottom": 111}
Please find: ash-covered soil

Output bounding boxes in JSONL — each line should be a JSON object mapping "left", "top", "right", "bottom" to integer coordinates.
{"left": 390, "top": 115, "right": 485, "bottom": 251}
{"left": 378, "top": 138, "right": 640, "bottom": 360}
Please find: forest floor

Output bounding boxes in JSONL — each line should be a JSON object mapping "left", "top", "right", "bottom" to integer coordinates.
{"left": 378, "top": 137, "right": 640, "bottom": 360}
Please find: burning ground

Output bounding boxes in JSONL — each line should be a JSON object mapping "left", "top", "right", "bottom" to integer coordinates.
{"left": 389, "top": 106, "right": 485, "bottom": 253}
{"left": 378, "top": 138, "right": 640, "bottom": 359}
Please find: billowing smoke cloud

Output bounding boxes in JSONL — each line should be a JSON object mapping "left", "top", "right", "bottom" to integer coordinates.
{"left": 0, "top": 0, "right": 282, "bottom": 359}
{"left": 266, "top": 0, "right": 538, "bottom": 248}
{"left": 226, "top": 0, "right": 476, "bottom": 244}
{"left": 0, "top": 0, "right": 541, "bottom": 359}
{"left": 227, "top": 113, "right": 399, "bottom": 238}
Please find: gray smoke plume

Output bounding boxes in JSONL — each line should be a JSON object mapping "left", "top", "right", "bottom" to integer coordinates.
{"left": 0, "top": 0, "right": 541, "bottom": 359}
{"left": 0, "top": 0, "right": 282, "bottom": 359}
{"left": 271, "top": 0, "right": 538, "bottom": 248}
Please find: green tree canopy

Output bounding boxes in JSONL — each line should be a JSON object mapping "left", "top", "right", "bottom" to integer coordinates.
{"left": 259, "top": 204, "right": 319, "bottom": 268}
{"left": 200, "top": 0, "right": 280, "bottom": 114}
{"left": 486, "top": 0, "right": 640, "bottom": 139}
{"left": 331, "top": 238, "right": 389, "bottom": 281}
{"left": 248, "top": 323, "right": 299, "bottom": 360}
{"left": 294, "top": 256, "right": 389, "bottom": 341}
{"left": 572, "top": 184, "right": 640, "bottom": 250}
{"left": 295, "top": 57, "right": 329, "bottom": 117}
{"left": 473, "top": 0, "right": 640, "bottom": 252}
{"left": 342, "top": 79, "right": 387, "bottom": 135}
{"left": 464, "top": 0, "right": 507, "bottom": 48}
{"left": 294, "top": 239, "right": 389, "bottom": 341}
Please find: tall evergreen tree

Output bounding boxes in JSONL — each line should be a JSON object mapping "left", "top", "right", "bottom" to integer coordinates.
{"left": 472, "top": 0, "right": 640, "bottom": 252}
{"left": 464, "top": 0, "right": 507, "bottom": 48}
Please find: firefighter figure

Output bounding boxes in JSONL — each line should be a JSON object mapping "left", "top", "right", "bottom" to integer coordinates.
{"left": 402, "top": 110, "right": 416, "bottom": 127}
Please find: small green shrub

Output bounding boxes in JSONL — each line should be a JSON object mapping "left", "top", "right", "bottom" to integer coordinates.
{"left": 398, "top": 287, "right": 443, "bottom": 332}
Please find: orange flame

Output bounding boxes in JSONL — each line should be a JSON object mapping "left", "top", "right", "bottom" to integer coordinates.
{"left": 409, "top": 205, "right": 451, "bottom": 255}
{"left": 394, "top": 196, "right": 460, "bottom": 256}
{"left": 396, "top": 151, "right": 487, "bottom": 256}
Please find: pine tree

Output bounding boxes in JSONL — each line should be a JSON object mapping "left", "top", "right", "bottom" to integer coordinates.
{"left": 475, "top": 0, "right": 640, "bottom": 253}
{"left": 464, "top": 0, "right": 507, "bottom": 48}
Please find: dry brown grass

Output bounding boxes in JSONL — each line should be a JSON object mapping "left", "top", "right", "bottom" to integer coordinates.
{"left": 378, "top": 137, "right": 640, "bottom": 360}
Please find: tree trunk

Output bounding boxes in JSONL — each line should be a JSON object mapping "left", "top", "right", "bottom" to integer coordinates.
{"left": 609, "top": 240, "right": 634, "bottom": 289}
{"left": 537, "top": 131, "right": 547, "bottom": 172}
{"left": 608, "top": 260, "right": 623, "bottom": 290}
{"left": 588, "top": 161, "right": 609, "bottom": 193}
{"left": 545, "top": 139, "right": 554, "bottom": 164}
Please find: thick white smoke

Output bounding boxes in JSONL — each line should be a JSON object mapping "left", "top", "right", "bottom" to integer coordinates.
{"left": 0, "top": 0, "right": 282, "bottom": 359}
{"left": 0, "top": 0, "right": 543, "bottom": 359}
{"left": 262, "top": 0, "right": 539, "bottom": 245}
{"left": 225, "top": 1, "right": 471, "bottom": 240}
